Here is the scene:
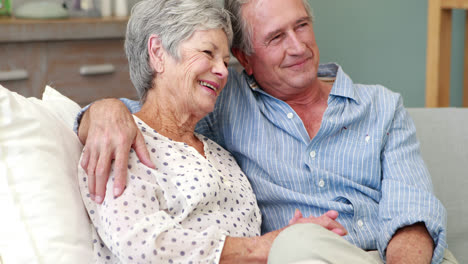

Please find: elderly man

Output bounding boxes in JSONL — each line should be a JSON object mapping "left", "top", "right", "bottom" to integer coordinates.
{"left": 77, "top": 0, "right": 455, "bottom": 263}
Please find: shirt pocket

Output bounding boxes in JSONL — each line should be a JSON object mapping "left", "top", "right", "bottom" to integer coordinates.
{"left": 331, "top": 129, "right": 386, "bottom": 189}
{"left": 341, "top": 128, "right": 385, "bottom": 145}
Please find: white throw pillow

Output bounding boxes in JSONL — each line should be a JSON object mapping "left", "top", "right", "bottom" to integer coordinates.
{"left": 0, "top": 85, "right": 93, "bottom": 263}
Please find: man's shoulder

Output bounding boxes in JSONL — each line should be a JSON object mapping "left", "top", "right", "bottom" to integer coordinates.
{"left": 355, "top": 83, "right": 401, "bottom": 104}
{"left": 330, "top": 64, "right": 402, "bottom": 111}
{"left": 224, "top": 67, "right": 248, "bottom": 93}
{"left": 355, "top": 83, "right": 399, "bottom": 97}
{"left": 218, "top": 68, "right": 253, "bottom": 102}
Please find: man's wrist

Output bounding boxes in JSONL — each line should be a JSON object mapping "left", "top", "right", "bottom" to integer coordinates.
{"left": 386, "top": 223, "right": 434, "bottom": 264}
{"left": 77, "top": 108, "right": 90, "bottom": 144}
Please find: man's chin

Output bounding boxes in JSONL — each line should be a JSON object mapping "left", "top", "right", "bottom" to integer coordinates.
{"left": 283, "top": 72, "right": 316, "bottom": 87}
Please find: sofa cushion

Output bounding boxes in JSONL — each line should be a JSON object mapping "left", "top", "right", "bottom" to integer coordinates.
{"left": 407, "top": 108, "right": 468, "bottom": 264}
{"left": 0, "top": 85, "right": 93, "bottom": 263}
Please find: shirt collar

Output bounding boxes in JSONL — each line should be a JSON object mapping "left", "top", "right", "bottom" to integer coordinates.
{"left": 243, "top": 62, "right": 360, "bottom": 104}
{"left": 326, "top": 63, "right": 360, "bottom": 104}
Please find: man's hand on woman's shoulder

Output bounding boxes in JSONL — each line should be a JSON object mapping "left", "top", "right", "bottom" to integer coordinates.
{"left": 78, "top": 98, "right": 155, "bottom": 203}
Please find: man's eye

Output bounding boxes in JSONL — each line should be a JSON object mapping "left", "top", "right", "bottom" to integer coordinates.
{"left": 300, "top": 22, "right": 308, "bottom": 27}
{"left": 268, "top": 34, "right": 282, "bottom": 45}
{"left": 272, "top": 35, "right": 281, "bottom": 41}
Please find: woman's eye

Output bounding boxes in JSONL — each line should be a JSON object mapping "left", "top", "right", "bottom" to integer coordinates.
{"left": 203, "top": 50, "right": 213, "bottom": 56}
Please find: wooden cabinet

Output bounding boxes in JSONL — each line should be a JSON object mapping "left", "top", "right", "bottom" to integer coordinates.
{"left": 0, "top": 17, "right": 244, "bottom": 106}
{"left": 0, "top": 42, "right": 46, "bottom": 98}
{"left": 45, "top": 39, "right": 135, "bottom": 106}
{"left": 0, "top": 17, "right": 138, "bottom": 106}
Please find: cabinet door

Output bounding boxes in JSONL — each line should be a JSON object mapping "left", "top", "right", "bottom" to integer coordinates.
{"left": 0, "top": 42, "right": 47, "bottom": 97}
{"left": 46, "top": 39, "right": 138, "bottom": 106}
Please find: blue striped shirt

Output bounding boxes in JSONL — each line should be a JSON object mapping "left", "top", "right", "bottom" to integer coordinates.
{"left": 94, "top": 63, "right": 447, "bottom": 263}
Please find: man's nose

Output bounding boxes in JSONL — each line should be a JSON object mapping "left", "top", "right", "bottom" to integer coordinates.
{"left": 285, "top": 32, "right": 306, "bottom": 55}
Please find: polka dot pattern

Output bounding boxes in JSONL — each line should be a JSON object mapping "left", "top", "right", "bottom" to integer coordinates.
{"left": 78, "top": 115, "right": 261, "bottom": 263}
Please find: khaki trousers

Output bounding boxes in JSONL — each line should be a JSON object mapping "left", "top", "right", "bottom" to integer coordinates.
{"left": 268, "top": 223, "right": 458, "bottom": 264}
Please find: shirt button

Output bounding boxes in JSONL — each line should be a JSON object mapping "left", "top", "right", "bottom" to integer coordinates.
{"left": 318, "top": 179, "right": 325, "bottom": 188}
{"left": 365, "top": 135, "right": 370, "bottom": 142}
{"left": 310, "top": 151, "right": 316, "bottom": 159}
{"left": 357, "top": 219, "right": 364, "bottom": 227}
{"left": 287, "top": 113, "right": 294, "bottom": 119}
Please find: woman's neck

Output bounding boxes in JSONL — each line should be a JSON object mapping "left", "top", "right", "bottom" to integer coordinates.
{"left": 135, "top": 91, "right": 206, "bottom": 156}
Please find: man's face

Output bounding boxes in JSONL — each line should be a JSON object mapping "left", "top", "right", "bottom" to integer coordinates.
{"left": 240, "top": 0, "right": 320, "bottom": 99}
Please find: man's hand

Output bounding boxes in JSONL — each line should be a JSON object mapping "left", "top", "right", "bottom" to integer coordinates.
{"left": 220, "top": 210, "right": 348, "bottom": 263}
{"left": 289, "top": 209, "right": 348, "bottom": 236}
{"left": 78, "top": 99, "right": 155, "bottom": 203}
{"left": 386, "top": 222, "right": 434, "bottom": 264}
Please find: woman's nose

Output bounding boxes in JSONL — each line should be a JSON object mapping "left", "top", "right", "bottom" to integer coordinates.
{"left": 213, "top": 59, "right": 228, "bottom": 79}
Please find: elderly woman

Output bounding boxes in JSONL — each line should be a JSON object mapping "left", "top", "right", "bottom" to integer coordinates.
{"left": 77, "top": 0, "right": 330, "bottom": 262}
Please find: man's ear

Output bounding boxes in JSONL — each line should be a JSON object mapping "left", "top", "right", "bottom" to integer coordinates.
{"left": 232, "top": 48, "right": 253, "bottom": 75}
{"left": 148, "top": 34, "right": 165, "bottom": 73}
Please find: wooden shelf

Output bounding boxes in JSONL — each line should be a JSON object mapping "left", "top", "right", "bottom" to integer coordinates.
{"left": 0, "top": 17, "right": 137, "bottom": 106}
{"left": 0, "top": 17, "right": 128, "bottom": 42}
{"left": 425, "top": 0, "right": 468, "bottom": 107}
{"left": 441, "top": 0, "right": 468, "bottom": 9}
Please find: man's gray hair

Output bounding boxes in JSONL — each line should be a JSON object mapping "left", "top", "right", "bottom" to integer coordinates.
{"left": 125, "top": 0, "right": 233, "bottom": 102}
{"left": 224, "top": 0, "right": 314, "bottom": 56}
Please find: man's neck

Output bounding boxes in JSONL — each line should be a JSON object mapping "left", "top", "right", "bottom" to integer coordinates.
{"left": 284, "top": 80, "right": 334, "bottom": 139}
{"left": 284, "top": 80, "right": 332, "bottom": 108}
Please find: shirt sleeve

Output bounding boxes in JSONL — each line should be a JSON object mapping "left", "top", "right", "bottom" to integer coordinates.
{"left": 378, "top": 95, "right": 447, "bottom": 264}
{"left": 73, "top": 98, "right": 142, "bottom": 133}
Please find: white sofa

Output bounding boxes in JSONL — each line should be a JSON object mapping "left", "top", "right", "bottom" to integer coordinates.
{"left": 407, "top": 108, "right": 468, "bottom": 263}
{"left": 0, "top": 85, "right": 466, "bottom": 263}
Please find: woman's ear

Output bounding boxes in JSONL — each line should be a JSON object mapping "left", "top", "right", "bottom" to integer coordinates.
{"left": 232, "top": 48, "right": 253, "bottom": 75}
{"left": 148, "top": 34, "right": 165, "bottom": 73}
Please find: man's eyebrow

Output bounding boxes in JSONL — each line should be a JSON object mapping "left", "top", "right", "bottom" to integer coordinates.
{"left": 264, "top": 28, "right": 283, "bottom": 42}
{"left": 263, "top": 16, "right": 311, "bottom": 42}
{"left": 296, "top": 16, "right": 311, "bottom": 24}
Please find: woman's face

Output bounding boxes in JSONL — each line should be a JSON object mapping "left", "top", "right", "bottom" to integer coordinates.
{"left": 161, "top": 28, "right": 230, "bottom": 117}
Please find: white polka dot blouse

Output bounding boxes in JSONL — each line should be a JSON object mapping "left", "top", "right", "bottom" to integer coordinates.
{"left": 78, "top": 115, "right": 262, "bottom": 263}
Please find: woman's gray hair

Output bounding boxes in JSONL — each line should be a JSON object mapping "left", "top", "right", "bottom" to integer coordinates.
{"left": 125, "top": 0, "right": 233, "bottom": 102}
{"left": 224, "top": 0, "right": 314, "bottom": 56}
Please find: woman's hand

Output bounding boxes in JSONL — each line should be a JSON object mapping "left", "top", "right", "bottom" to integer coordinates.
{"left": 288, "top": 209, "right": 348, "bottom": 236}
{"left": 78, "top": 98, "right": 155, "bottom": 203}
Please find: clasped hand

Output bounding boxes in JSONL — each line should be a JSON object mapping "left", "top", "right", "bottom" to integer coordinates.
{"left": 288, "top": 209, "right": 347, "bottom": 236}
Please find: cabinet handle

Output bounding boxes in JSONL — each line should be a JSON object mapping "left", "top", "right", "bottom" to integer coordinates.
{"left": 0, "top": 69, "right": 29, "bottom": 81}
{"left": 79, "top": 64, "right": 116, "bottom": 76}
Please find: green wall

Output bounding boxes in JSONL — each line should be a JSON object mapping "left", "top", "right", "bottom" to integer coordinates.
{"left": 309, "top": 0, "right": 466, "bottom": 107}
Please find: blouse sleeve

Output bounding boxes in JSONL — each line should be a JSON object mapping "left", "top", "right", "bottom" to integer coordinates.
{"left": 79, "top": 150, "right": 229, "bottom": 263}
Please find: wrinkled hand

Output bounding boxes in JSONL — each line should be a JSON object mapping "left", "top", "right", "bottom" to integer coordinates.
{"left": 288, "top": 209, "right": 348, "bottom": 236}
{"left": 78, "top": 99, "right": 155, "bottom": 203}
